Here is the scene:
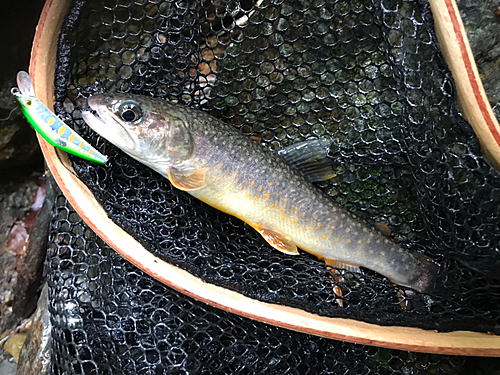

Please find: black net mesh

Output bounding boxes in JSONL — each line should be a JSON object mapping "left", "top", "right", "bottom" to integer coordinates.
{"left": 47, "top": 0, "right": 500, "bottom": 371}
{"left": 48, "top": 194, "right": 500, "bottom": 374}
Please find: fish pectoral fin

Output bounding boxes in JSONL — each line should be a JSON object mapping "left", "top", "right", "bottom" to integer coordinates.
{"left": 277, "top": 138, "right": 335, "bottom": 183}
{"left": 324, "top": 259, "right": 360, "bottom": 274}
{"left": 167, "top": 168, "right": 208, "bottom": 191}
{"left": 253, "top": 225, "right": 299, "bottom": 255}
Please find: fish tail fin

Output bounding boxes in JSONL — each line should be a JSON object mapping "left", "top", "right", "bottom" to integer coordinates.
{"left": 406, "top": 253, "right": 439, "bottom": 294}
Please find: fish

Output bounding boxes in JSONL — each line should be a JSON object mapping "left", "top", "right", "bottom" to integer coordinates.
{"left": 82, "top": 93, "right": 438, "bottom": 293}
{"left": 11, "top": 71, "right": 108, "bottom": 165}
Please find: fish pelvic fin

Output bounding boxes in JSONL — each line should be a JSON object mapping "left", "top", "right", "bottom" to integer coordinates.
{"left": 277, "top": 138, "right": 335, "bottom": 183}
{"left": 167, "top": 167, "right": 208, "bottom": 191}
{"left": 324, "top": 259, "right": 361, "bottom": 274}
{"left": 252, "top": 225, "right": 299, "bottom": 255}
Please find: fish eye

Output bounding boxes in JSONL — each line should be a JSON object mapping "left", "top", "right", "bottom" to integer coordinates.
{"left": 118, "top": 100, "right": 143, "bottom": 123}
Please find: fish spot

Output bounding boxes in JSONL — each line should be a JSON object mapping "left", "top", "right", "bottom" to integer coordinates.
{"left": 290, "top": 219, "right": 297, "bottom": 225}
{"left": 307, "top": 226, "right": 313, "bottom": 231}
{"left": 321, "top": 235, "right": 328, "bottom": 240}
{"left": 237, "top": 185, "right": 243, "bottom": 190}
{"left": 216, "top": 176, "right": 222, "bottom": 182}
{"left": 357, "top": 240, "right": 363, "bottom": 245}
{"left": 260, "top": 206, "right": 265, "bottom": 211}
{"left": 245, "top": 192, "right": 251, "bottom": 199}
{"left": 280, "top": 215, "right": 287, "bottom": 221}
{"left": 253, "top": 196, "right": 260, "bottom": 202}
{"left": 292, "top": 206, "right": 299, "bottom": 213}
{"left": 263, "top": 193, "right": 271, "bottom": 199}
{"left": 232, "top": 172, "right": 238, "bottom": 179}
{"left": 269, "top": 203, "right": 276, "bottom": 210}
{"left": 301, "top": 212, "right": 307, "bottom": 218}
{"left": 300, "top": 225, "right": 305, "bottom": 231}
{"left": 346, "top": 239, "right": 352, "bottom": 244}
{"left": 250, "top": 180, "right": 256, "bottom": 187}
{"left": 317, "top": 223, "right": 323, "bottom": 229}
{"left": 48, "top": 117, "right": 55, "bottom": 125}
{"left": 345, "top": 228, "right": 351, "bottom": 234}
{"left": 312, "top": 214, "right": 317, "bottom": 220}
{"left": 79, "top": 141, "right": 84, "bottom": 148}
{"left": 284, "top": 198, "right": 289, "bottom": 204}
{"left": 279, "top": 207, "right": 284, "bottom": 213}
{"left": 218, "top": 163, "right": 224, "bottom": 169}
{"left": 89, "top": 149, "right": 93, "bottom": 155}
{"left": 268, "top": 182, "right": 273, "bottom": 187}
{"left": 368, "top": 250, "right": 374, "bottom": 255}
{"left": 258, "top": 186, "right": 264, "bottom": 193}
{"left": 274, "top": 192, "right": 280, "bottom": 198}
{"left": 357, "top": 252, "right": 362, "bottom": 257}
{"left": 334, "top": 237, "right": 340, "bottom": 243}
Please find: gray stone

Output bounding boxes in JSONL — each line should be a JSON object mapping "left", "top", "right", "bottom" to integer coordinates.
{"left": 17, "top": 284, "right": 52, "bottom": 375}
{"left": 0, "top": 349, "right": 17, "bottom": 375}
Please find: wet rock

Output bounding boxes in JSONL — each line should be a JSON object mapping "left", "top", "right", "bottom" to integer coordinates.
{"left": 0, "top": 177, "right": 38, "bottom": 334}
{"left": 0, "top": 79, "right": 43, "bottom": 173}
{"left": 12, "top": 176, "right": 55, "bottom": 322}
{"left": 456, "top": 0, "right": 500, "bottom": 119}
{"left": 17, "top": 284, "right": 51, "bottom": 375}
{"left": 0, "top": 174, "right": 53, "bottom": 334}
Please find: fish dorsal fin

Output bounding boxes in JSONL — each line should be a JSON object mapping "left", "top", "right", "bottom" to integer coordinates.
{"left": 250, "top": 224, "right": 299, "bottom": 255}
{"left": 167, "top": 168, "right": 208, "bottom": 191}
{"left": 277, "top": 139, "right": 335, "bottom": 183}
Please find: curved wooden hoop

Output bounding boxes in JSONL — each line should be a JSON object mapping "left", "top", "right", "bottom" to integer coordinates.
{"left": 430, "top": 0, "right": 500, "bottom": 169}
{"left": 30, "top": 0, "right": 500, "bottom": 356}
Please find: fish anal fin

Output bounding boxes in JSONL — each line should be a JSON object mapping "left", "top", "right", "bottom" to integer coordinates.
{"left": 251, "top": 225, "right": 299, "bottom": 255}
{"left": 277, "top": 139, "right": 335, "bottom": 183}
{"left": 324, "top": 259, "right": 360, "bottom": 274}
{"left": 167, "top": 168, "right": 208, "bottom": 191}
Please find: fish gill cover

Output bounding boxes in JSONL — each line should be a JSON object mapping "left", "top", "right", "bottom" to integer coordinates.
{"left": 47, "top": 0, "right": 500, "bottom": 372}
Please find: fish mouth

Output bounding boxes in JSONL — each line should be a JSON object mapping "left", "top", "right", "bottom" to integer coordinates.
{"left": 82, "top": 100, "right": 137, "bottom": 152}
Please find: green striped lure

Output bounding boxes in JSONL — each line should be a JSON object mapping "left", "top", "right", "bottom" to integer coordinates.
{"left": 11, "top": 71, "right": 108, "bottom": 165}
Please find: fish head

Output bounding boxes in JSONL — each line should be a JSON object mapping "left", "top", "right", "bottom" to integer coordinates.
{"left": 82, "top": 93, "right": 194, "bottom": 168}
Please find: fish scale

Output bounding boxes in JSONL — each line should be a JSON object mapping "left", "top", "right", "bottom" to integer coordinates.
{"left": 82, "top": 93, "right": 438, "bottom": 293}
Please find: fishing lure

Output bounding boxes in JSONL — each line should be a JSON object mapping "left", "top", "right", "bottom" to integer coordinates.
{"left": 11, "top": 71, "right": 108, "bottom": 165}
